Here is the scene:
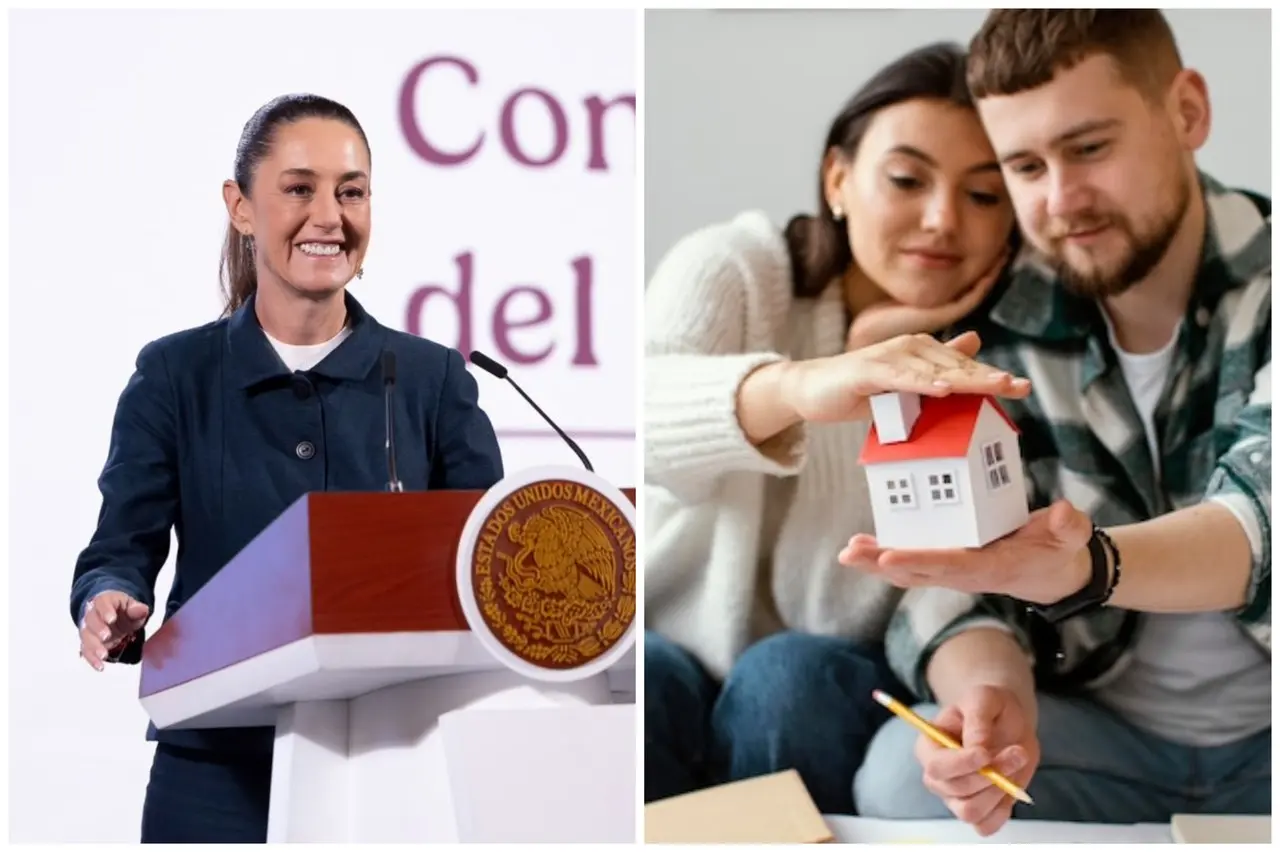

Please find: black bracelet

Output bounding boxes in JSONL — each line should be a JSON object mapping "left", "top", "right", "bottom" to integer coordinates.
{"left": 1095, "top": 527, "right": 1122, "bottom": 605}
{"left": 1031, "top": 525, "right": 1115, "bottom": 624}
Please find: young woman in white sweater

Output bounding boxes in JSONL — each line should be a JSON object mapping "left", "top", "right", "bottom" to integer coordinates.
{"left": 644, "top": 43, "right": 1028, "bottom": 814}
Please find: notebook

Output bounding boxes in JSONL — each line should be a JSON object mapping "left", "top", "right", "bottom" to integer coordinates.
{"left": 644, "top": 769, "right": 833, "bottom": 843}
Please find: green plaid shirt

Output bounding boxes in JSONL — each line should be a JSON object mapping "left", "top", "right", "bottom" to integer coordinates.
{"left": 886, "top": 173, "right": 1272, "bottom": 700}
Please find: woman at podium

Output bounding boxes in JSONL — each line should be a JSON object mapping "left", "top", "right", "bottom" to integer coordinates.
{"left": 68, "top": 93, "right": 504, "bottom": 843}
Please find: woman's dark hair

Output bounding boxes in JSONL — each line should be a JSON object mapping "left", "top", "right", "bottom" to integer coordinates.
{"left": 785, "top": 42, "right": 976, "bottom": 298}
{"left": 220, "top": 93, "right": 371, "bottom": 316}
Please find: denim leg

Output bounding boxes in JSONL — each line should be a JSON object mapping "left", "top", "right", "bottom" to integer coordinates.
{"left": 854, "top": 706, "right": 953, "bottom": 821}
{"left": 1195, "top": 727, "right": 1270, "bottom": 815}
{"left": 710, "top": 631, "right": 905, "bottom": 816}
{"left": 1017, "top": 694, "right": 1190, "bottom": 822}
{"left": 856, "top": 692, "right": 1189, "bottom": 823}
{"left": 644, "top": 630, "right": 719, "bottom": 803}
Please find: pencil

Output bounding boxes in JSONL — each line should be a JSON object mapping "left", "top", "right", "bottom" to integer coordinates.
{"left": 872, "top": 689, "right": 1034, "bottom": 806}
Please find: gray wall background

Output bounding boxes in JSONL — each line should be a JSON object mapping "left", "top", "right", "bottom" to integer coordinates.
{"left": 644, "top": 9, "right": 1271, "bottom": 279}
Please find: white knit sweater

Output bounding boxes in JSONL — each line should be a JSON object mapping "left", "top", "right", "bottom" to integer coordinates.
{"left": 644, "top": 210, "right": 911, "bottom": 680}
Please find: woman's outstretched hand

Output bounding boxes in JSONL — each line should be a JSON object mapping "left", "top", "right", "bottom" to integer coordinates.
{"left": 779, "top": 330, "right": 1030, "bottom": 425}
{"left": 79, "top": 591, "right": 149, "bottom": 671}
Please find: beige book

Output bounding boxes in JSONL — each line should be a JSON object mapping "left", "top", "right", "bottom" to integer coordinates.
{"left": 1171, "top": 814, "right": 1270, "bottom": 844}
{"left": 644, "top": 769, "right": 833, "bottom": 844}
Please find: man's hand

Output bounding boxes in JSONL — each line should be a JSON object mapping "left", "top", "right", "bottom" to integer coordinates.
{"left": 838, "top": 499, "right": 1092, "bottom": 605}
{"left": 79, "top": 591, "right": 149, "bottom": 671}
{"left": 917, "top": 685, "right": 1040, "bottom": 837}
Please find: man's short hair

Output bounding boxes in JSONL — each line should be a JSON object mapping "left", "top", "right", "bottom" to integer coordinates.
{"left": 967, "top": 10, "right": 1184, "bottom": 102}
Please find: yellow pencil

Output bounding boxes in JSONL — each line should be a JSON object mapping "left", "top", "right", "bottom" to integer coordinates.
{"left": 872, "top": 689, "right": 1034, "bottom": 806}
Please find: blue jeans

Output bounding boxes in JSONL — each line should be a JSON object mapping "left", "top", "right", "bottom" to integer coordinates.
{"left": 645, "top": 629, "right": 907, "bottom": 815}
{"left": 854, "top": 692, "right": 1271, "bottom": 823}
{"left": 140, "top": 743, "right": 273, "bottom": 843}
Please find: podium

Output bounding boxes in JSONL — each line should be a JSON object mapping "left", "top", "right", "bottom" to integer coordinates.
{"left": 138, "top": 466, "right": 638, "bottom": 842}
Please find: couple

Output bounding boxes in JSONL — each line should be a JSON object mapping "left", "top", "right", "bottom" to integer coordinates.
{"left": 644, "top": 8, "right": 1270, "bottom": 837}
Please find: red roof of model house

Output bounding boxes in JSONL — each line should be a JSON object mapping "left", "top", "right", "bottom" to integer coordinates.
{"left": 858, "top": 394, "right": 1019, "bottom": 465}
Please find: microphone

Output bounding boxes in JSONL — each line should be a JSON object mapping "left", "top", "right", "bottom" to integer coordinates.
{"left": 381, "top": 351, "right": 405, "bottom": 492}
{"left": 469, "top": 350, "right": 594, "bottom": 473}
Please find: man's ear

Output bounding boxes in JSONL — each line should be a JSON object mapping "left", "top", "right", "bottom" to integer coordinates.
{"left": 1166, "top": 68, "right": 1211, "bottom": 152}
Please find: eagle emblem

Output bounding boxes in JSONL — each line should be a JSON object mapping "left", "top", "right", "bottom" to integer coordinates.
{"left": 468, "top": 478, "right": 637, "bottom": 671}
{"left": 506, "top": 506, "right": 616, "bottom": 602}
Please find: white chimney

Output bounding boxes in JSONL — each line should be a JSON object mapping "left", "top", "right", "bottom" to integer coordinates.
{"left": 869, "top": 392, "right": 921, "bottom": 444}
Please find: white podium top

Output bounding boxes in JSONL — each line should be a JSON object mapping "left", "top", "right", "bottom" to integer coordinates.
{"left": 142, "top": 630, "right": 634, "bottom": 730}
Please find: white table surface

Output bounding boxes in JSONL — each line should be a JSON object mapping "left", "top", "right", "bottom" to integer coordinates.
{"left": 825, "top": 815, "right": 1173, "bottom": 844}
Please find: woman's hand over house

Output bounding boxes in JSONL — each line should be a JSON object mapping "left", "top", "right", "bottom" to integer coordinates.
{"left": 778, "top": 330, "right": 1031, "bottom": 425}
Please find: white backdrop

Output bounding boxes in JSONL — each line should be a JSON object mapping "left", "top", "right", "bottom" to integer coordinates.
{"left": 644, "top": 8, "right": 1272, "bottom": 278}
{"left": 8, "top": 9, "right": 636, "bottom": 842}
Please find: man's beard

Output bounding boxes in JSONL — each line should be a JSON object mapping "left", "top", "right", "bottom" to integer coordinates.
{"left": 1044, "top": 171, "right": 1191, "bottom": 299}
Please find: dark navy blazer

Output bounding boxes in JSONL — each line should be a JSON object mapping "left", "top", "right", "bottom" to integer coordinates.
{"left": 70, "top": 292, "right": 504, "bottom": 754}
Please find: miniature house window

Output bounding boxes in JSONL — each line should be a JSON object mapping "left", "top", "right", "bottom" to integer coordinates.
{"left": 927, "top": 471, "right": 960, "bottom": 505}
{"left": 983, "top": 441, "right": 1012, "bottom": 490}
{"left": 885, "top": 476, "right": 917, "bottom": 509}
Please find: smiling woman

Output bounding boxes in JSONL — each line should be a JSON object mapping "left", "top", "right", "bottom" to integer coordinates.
{"left": 219, "top": 95, "right": 373, "bottom": 338}
{"left": 68, "top": 92, "right": 506, "bottom": 843}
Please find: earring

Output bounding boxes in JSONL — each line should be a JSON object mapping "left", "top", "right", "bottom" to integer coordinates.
{"left": 356, "top": 266, "right": 364, "bottom": 280}
{"left": 831, "top": 204, "right": 845, "bottom": 221}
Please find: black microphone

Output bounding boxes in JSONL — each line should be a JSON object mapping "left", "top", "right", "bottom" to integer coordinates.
{"left": 381, "top": 351, "right": 404, "bottom": 492}
{"left": 469, "top": 350, "right": 594, "bottom": 473}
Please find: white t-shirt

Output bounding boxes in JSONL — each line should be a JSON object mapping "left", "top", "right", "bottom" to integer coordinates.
{"left": 1093, "top": 316, "right": 1271, "bottom": 747}
{"left": 263, "top": 325, "right": 352, "bottom": 372}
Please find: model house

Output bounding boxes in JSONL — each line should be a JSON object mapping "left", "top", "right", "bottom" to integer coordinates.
{"left": 857, "top": 392, "right": 1030, "bottom": 550}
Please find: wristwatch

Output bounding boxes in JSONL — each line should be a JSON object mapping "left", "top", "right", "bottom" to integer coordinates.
{"left": 1032, "top": 527, "right": 1121, "bottom": 623}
